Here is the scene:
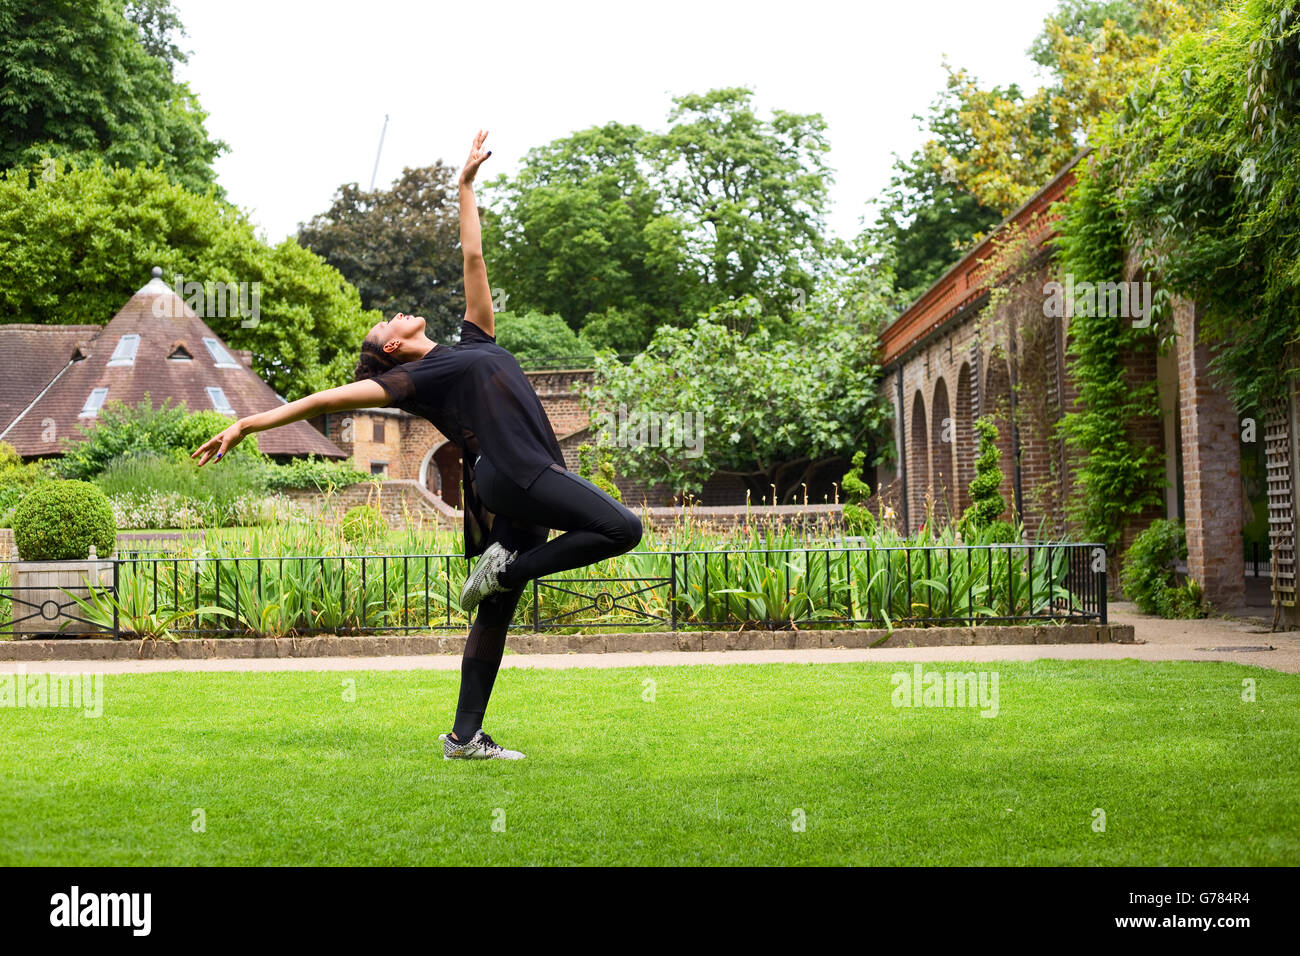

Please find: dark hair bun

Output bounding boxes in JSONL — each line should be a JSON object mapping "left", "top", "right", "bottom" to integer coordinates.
{"left": 354, "top": 339, "right": 399, "bottom": 382}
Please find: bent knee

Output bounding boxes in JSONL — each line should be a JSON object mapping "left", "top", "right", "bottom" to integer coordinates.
{"left": 608, "top": 507, "right": 643, "bottom": 551}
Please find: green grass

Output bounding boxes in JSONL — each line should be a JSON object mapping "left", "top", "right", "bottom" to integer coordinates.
{"left": 2, "top": 659, "right": 1297, "bottom": 865}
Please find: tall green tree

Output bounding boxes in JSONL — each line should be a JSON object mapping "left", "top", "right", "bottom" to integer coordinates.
{"left": 299, "top": 163, "right": 465, "bottom": 342}
{"left": 123, "top": 0, "right": 189, "bottom": 69}
{"left": 0, "top": 0, "right": 224, "bottom": 194}
{"left": 0, "top": 160, "right": 378, "bottom": 400}
{"left": 645, "top": 87, "right": 834, "bottom": 334}
{"left": 929, "top": 0, "right": 1219, "bottom": 214}
{"left": 481, "top": 122, "right": 696, "bottom": 352}
{"left": 483, "top": 91, "right": 837, "bottom": 349}
{"left": 865, "top": 83, "right": 1005, "bottom": 302}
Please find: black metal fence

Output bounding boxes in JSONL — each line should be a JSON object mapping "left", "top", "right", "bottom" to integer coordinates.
{"left": 0, "top": 542, "right": 1107, "bottom": 639}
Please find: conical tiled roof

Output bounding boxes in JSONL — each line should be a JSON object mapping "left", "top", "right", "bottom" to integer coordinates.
{"left": 0, "top": 271, "right": 346, "bottom": 459}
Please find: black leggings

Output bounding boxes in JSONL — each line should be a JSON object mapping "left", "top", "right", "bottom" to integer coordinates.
{"left": 449, "top": 455, "right": 642, "bottom": 740}
{"left": 473, "top": 454, "right": 643, "bottom": 588}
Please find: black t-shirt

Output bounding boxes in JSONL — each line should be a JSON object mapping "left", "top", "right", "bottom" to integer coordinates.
{"left": 372, "top": 320, "right": 565, "bottom": 558}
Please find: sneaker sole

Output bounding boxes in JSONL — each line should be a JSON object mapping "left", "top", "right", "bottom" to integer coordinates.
{"left": 439, "top": 734, "right": 524, "bottom": 760}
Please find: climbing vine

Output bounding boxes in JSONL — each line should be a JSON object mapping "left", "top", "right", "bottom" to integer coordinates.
{"left": 1052, "top": 159, "right": 1167, "bottom": 551}
{"left": 978, "top": 213, "right": 1069, "bottom": 533}
{"left": 1050, "top": 0, "right": 1300, "bottom": 549}
{"left": 1104, "top": 0, "right": 1300, "bottom": 412}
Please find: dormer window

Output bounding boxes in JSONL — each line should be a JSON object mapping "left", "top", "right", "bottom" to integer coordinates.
{"left": 168, "top": 341, "right": 193, "bottom": 361}
{"left": 107, "top": 334, "right": 140, "bottom": 367}
{"left": 202, "top": 337, "right": 239, "bottom": 369}
{"left": 207, "top": 386, "right": 235, "bottom": 416}
{"left": 80, "top": 387, "right": 109, "bottom": 418}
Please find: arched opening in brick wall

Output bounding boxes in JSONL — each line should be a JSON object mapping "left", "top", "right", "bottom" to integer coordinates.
{"left": 909, "top": 389, "right": 930, "bottom": 532}
{"left": 420, "top": 440, "right": 464, "bottom": 509}
{"left": 930, "top": 377, "right": 954, "bottom": 522}
{"left": 954, "top": 361, "right": 975, "bottom": 517}
{"left": 983, "top": 352, "right": 1016, "bottom": 523}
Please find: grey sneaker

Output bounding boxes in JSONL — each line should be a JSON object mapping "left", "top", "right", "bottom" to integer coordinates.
{"left": 439, "top": 730, "right": 526, "bottom": 760}
{"left": 459, "top": 541, "right": 517, "bottom": 613}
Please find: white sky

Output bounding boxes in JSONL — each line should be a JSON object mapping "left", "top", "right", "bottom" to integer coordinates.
{"left": 172, "top": 0, "right": 1058, "bottom": 245}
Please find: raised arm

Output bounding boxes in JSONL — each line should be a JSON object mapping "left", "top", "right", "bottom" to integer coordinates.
{"left": 459, "top": 129, "right": 495, "bottom": 338}
{"left": 191, "top": 379, "right": 390, "bottom": 466}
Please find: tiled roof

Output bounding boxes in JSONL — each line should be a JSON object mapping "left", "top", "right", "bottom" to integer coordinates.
{"left": 0, "top": 324, "right": 101, "bottom": 433}
{"left": 0, "top": 278, "right": 345, "bottom": 459}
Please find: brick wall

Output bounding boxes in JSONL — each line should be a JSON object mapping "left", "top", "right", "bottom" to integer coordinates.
{"left": 1173, "top": 297, "right": 1245, "bottom": 607}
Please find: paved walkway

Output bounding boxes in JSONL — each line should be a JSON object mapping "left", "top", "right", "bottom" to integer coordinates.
{"left": 2, "top": 604, "right": 1297, "bottom": 674}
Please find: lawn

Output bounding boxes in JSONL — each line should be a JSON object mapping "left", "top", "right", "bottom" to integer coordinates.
{"left": 1, "top": 659, "right": 1297, "bottom": 865}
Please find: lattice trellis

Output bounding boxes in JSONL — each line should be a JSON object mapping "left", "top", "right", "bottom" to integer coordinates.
{"left": 1264, "top": 398, "right": 1295, "bottom": 607}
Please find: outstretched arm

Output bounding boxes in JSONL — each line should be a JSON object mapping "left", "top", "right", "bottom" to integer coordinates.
{"left": 459, "top": 129, "right": 495, "bottom": 338}
{"left": 191, "top": 379, "right": 390, "bottom": 466}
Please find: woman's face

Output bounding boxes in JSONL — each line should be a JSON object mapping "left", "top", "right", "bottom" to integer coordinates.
{"left": 370, "top": 312, "right": 426, "bottom": 349}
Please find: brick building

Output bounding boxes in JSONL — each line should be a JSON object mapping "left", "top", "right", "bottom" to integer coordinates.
{"left": 877, "top": 148, "right": 1268, "bottom": 613}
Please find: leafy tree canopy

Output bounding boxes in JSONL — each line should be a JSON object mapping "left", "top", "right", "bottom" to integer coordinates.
{"left": 484, "top": 90, "right": 836, "bottom": 350}
{"left": 582, "top": 261, "right": 894, "bottom": 501}
{"left": 0, "top": 0, "right": 225, "bottom": 195}
{"left": 493, "top": 309, "right": 595, "bottom": 370}
{"left": 298, "top": 163, "right": 466, "bottom": 343}
{"left": 864, "top": 83, "right": 1005, "bottom": 302}
{"left": 927, "top": 0, "right": 1219, "bottom": 216}
{"left": 482, "top": 122, "right": 697, "bottom": 349}
{"left": 644, "top": 87, "right": 835, "bottom": 333}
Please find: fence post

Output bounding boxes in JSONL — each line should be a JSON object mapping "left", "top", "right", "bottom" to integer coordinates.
{"left": 670, "top": 553, "right": 678, "bottom": 632}
{"left": 112, "top": 559, "right": 119, "bottom": 640}
{"left": 1099, "top": 547, "right": 1108, "bottom": 625}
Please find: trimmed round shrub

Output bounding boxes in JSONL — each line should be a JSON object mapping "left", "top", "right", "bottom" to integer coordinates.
{"left": 982, "top": 520, "right": 1019, "bottom": 544}
{"left": 340, "top": 504, "right": 387, "bottom": 545}
{"left": 13, "top": 480, "right": 117, "bottom": 560}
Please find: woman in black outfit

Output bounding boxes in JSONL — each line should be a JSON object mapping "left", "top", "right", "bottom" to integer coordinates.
{"left": 194, "top": 130, "right": 642, "bottom": 761}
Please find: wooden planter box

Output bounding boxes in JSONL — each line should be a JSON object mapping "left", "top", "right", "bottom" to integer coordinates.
{"left": 10, "top": 557, "right": 113, "bottom": 638}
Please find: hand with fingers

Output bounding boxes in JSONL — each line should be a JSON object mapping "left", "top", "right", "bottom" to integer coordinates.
{"left": 458, "top": 129, "right": 492, "bottom": 188}
{"left": 191, "top": 421, "right": 245, "bottom": 467}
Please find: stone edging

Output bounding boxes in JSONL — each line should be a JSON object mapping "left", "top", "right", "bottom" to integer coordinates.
{"left": 0, "top": 623, "right": 1135, "bottom": 660}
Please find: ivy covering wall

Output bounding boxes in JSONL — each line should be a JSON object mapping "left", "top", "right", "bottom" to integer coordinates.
{"left": 1051, "top": 0, "right": 1300, "bottom": 548}
{"left": 1052, "top": 160, "right": 1166, "bottom": 551}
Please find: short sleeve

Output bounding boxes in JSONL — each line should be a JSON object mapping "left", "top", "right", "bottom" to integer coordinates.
{"left": 460, "top": 319, "right": 496, "bottom": 344}
{"left": 372, "top": 364, "right": 418, "bottom": 407}
{"left": 372, "top": 349, "right": 457, "bottom": 412}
